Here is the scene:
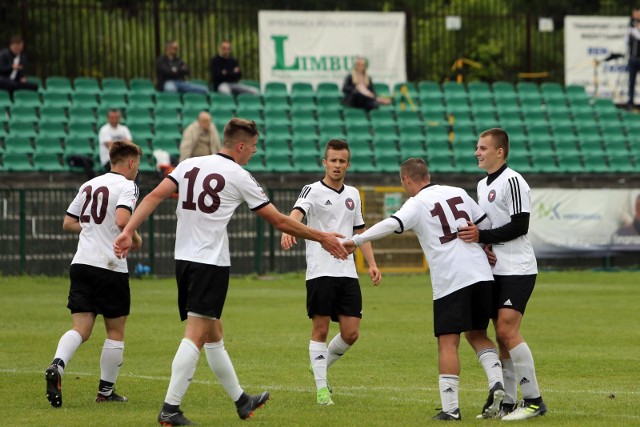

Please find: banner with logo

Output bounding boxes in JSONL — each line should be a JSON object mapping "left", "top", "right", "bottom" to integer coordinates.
{"left": 564, "top": 16, "right": 629, "bottom": 104}
{"left": 530, "top": 188, "right": 640, "bottom": 257}
{"left": 258, "top": 11, "right": 406, "bottom": 90}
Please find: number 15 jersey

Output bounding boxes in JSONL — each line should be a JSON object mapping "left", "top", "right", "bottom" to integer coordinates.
{"left": 168, "top": 153, "right": 270, "bottom": 266}
{"left": 392, "top": 184, "right": 494, "bottom": 299}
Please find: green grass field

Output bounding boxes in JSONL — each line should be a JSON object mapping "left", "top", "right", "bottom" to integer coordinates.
{"left": 1, "top": 271, "right": 639, "bottom": 426}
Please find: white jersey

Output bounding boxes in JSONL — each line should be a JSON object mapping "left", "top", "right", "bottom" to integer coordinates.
{"left": 477, "top": 166, "right": 538, "bottom": 275}
{"left": 98, "top": 123, "right": 132, "bottom": 165}
{"left": 391, "top": 184, "right": 494, "bottom": 299}
{"left": 67, "top": 172, "right": 139, "bottom": 273}
{"left": 168, "top": 153, "right": 270, "bottom": 266}
{"left": 294, "top": 181, "right": 364, "bottom": 280}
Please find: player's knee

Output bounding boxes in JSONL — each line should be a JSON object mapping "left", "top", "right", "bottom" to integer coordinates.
{"left": 342, "top": 330, "right": 359, "bottom": 345}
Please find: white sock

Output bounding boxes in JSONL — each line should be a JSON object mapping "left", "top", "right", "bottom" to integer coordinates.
{"left": 327, "top": 334, "right": 351, "bottom": 369}
{"left": 502, "top": 358, "right": 517, "bottom": 404}
{"left": 438, "top": 374, "right": 460, "bottom": 413}
{"left": 204, "top": 340, "right": 243, "bottom": 402}
{"left": 309, "top": 340, "right": 328, "bottom": 390}
{"left": 164, "top": 338, "right": 200, "bottom": 406}
{"left": 53, "top": 330, "right": 83, "bottom": 374}
{"left": 100, "top": 339, "right": 124, "bottom": 384}
{"left": 477, "top": 347, "right": 503, "bottom": 389}
{"left": 509, "top": 342, "right": 541, "bottom": 400}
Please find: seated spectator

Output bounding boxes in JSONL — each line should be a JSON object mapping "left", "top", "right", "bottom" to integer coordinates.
{"left": 210, "top": 40, "right": 259, "bottom": 96}
{"left": 0, "top": 35, "right": 38, "bottom": 96}
{"left": 98, "top": 109, "right": 132, "bottom": 172}
{"left": 179, "top": 111, "right": 221, "bottom": 162}
{"left": 342, "top": 56, "right": 391, "bottom": 111}
{"left": 156, "top": 40, "right": 208, "bottom": 95}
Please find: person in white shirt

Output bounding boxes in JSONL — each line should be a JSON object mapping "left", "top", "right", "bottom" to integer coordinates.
{"left": 45, "top": 141, "right": 143, "bottom": 408}
{"left": 343, "top": 158, "right": 503, "bottom": 421}
{"left": 113, "top": 118, "right": 349, "bottom": 426}
{"left": 281, "top": 139, "right": 381, "bottom": 406}
{"left": 458, "top": 128, "right": 546, "bottom": 420}
{"left": 98, "top": 109, "right": 132, "bottom": 172}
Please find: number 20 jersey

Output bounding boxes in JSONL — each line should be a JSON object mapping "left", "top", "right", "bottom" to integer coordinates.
{"left": 66, "top": 172, "right": 139, "bottom": 273}
{"left": 392, "top": 184, "right": 494, "bottom": 299}
{"left": 168, "top": 153, "right": 270, "bottom": 266}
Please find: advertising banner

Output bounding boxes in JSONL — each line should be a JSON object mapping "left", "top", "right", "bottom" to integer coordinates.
{"left": 258, "top": 11, "right": 406, "bottom": 90}
{"left": 564, "top": 16, "right": 629, "bottom": 104}
{"left": 530, "top": 188, "right": 640, "bottom": 257}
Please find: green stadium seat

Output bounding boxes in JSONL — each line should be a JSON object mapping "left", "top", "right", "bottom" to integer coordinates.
{"left": 101, "top": 77, "right": 129, "bottom": 96}
{"left": 292, "top": 152, "right": 323, "bottom": 173}
{"left": 182, "top": 93, "right": 209, "bottom": 110}
{"left": 578, "top": 135, "right": 604, "bottom": 154}
{"left": 427, "top": 151, "right": 455, "bottom": 173}
{"left": 129, "top": 78, "right": 155, "bottom": 95}
{"left": 71, "top": 93, "right": 99, "bottom": 109}
{"left": 34, "top": 136, "right": 64, "bottom": 154}
{"left": 264, "top": 81, "right": 288, "bottom": 94}
{"left": 127, "top": 123, "right": 153, "bottom": 144}
{"left": 155, "top": 122, "right": 182, "bottom": 140}
{"left": 263, "top": 135, "right": 291, "bottom": 155}
{"left": 125, "top": 106, "right": 152, "bottom": 123}
{"left": 101, "top": 93, "right": 128, "bottom": 110}
{"left": 9, "top": 121, "right": 38, "bottom": 139}
{"left": 13, "top": 90, "right": 41, "bottom": 108}
{"left": 553, "top": 135, "right": 580, "bottom": 156}
{"left": 316, "top": 94, "right": 342, "bottom": 113}
{"left": 291, "top": 122, "right": 317, "bottom": 136}
{"left": 317, "top": 110, "right": 343, "bottom": 126}
{"left": 10, "top": 105, "right": 38, "bottom": 124}
{"left": 373, "top": 82, "right": 391, "bottom": 98}
{"left": 4, "top": 135, "right": 34, "bottom": 153}
{"left": 151, "top": 136, "right": 179, "bottom": 156}
{"left": 40, "top": 106, "right": 68, "bottom": 123}
{"left": 245, "top": 152, "right": 266, "bottom": 173}
{"left": 291, "top": 110, "right": 316, "bottom": 126}
{"left": 557, "top": 155, "right": 585, "bottom": 173}
{"left": 531, "top": 153, "right": 558, "bottom": 172}
{"left": 68, "top": 106, "right": 97, "bottom": 125}
{"left": 347, "top": 152, "right": 374, "bottom": 172}
{"left": 602, "top": 137, "right": 630, "bottom": 156}
{"left": 42, "top": 92, "right": 69, "bottom": 109}
{"left": 44, "top": 77, "right": 73, "bottom": 95}
{"left": 399, "top": 137, "right": 427, "bottom": 157}
{"left": 316, "top": 82, "right": 340, "bottom": 96}
{"left": 74, "top": 77, "right": 101, "bottom": 96}
{"left": 38, "top": 121, "right": 67, "bottom": 140}
{"left": 2, "top": 152, "right": 34, "bottom": 171}
{"left": 0, "top": 90, "right": 11, "bottom": 112}
{"left": 507, "top": 154, "right": 533, "bottom": 173}
{"left": 155, "top": 93, "right": 182, "bottom": 111}
{"left": 291, "top": 82, "right": 314, "bottom": 95}
{"left": 374, "top": 152, "right": 401, "bottom": 172}
{"left": 454, "top": 152, "right": 481, "bottom": 173}
{"left": 608, "top": 154, "right": 635, "bottom": 172}
{"left": 34, "top": 152, "right": 66, "bottom": 172}
{"left": 63, "top": 136, "right": 94, "bottom": 156}
{"left": 127, "top": 93, "right": 154, "bottom": 110}
{"left": 265, "top": 151, "right": 293, "bottom": 172}
{"left": 582, "top": 153, "right": 610, "bottom": 173}
{"left": 236, "top": 103, "right": 264, "bottom": 119}
{"left": 290, "top": 95, "right": 316, "bottom": 113}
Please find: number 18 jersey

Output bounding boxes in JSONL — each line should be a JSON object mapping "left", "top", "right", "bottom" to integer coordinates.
{"left": 168, "top": 153, "right": 270, "bottom": 266}
{"left": 392, "top": 184, "right": 494, "bottom": 299}
{"left": 66, "top": 172, "right": 139, "bottom": 273}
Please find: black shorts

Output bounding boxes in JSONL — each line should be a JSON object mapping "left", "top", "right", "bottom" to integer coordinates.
{"left": 175, "top": 260, "right": 230, "bottom": 321}
{"left": 67, "top": 263, "right": 130, "bottom": 318}
{"left": 433, "top": 281, "right": 493, "bottom": 337}
{"left": 492, "top": 274, "right": 537, "bottom": 317}
{"left": 306, "top": 276, "right": 362, "bottom": 322}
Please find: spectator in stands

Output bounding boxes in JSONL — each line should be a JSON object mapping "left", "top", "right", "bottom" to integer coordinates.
{"left": 98, "top": 109, "right": 133, "bottom": 172}
{"left": 0, "top": 35, "right": 38, "bottom": 97}
{"left": 628, "top": 8, "right": 640, "bottom": 109}
{"left": 616, "top": 194, "right": 640, "bottom": 236}
{"left": 155, "top": 40, "right": 208, "bottom": 95}
{"left": 210, "top": 40, "right": 259, "bottom": 96}
{"left": 179, "top": 111, "right": 221, "bottom": 162}
{"left": 341, "top": 57, "right": 391, "bottom": 111}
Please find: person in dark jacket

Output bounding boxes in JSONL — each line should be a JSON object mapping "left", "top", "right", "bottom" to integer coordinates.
{"left": 0, "top": 35, "right": 38, "bottom": 96}
{"left": 341, "top": 57, "right": 390, "bottom": 111}
{"left": 155, "top": 40, "right": 208, "bottom": 95}
{"left": 210, "top": 40, "right": 259, "bottom": 96}
{"left": 627, "top": 8, "right": 640, "bottom": 109}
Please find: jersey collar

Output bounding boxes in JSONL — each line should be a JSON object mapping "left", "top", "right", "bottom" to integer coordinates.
{"left": 217, "top": 153, "right": 235, "bottom": 162}
{"left": 108, "top": 171, "right": 125, "bottom": 178}
{"left": 320, "top": 179, "right": 344, "bottom": 194}
{"left": 486, "top": 163, "right": 508, "bottom": 185}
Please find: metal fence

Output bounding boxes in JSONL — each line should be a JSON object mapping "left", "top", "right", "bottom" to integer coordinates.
{"left": 0, "top": 0, "right": 633, "bottom": 85}
{"left": 0, "top": 187, "right": 307, "bottom": 276}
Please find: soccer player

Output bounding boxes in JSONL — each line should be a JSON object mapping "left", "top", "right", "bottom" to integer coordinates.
{"left": 343, "top": 158, "right": 503, "bottom": 421}
{"left": 458, "top": 128, "right": 546, "bottom": 420}
{"left": 281, "top": 139, "right": 382, "bottom": 406}
{"left": 113, "top": 118, "right": 349, "bottom": 426}
{"left": 45, "top": 141, "right": 143, "bottom": 408}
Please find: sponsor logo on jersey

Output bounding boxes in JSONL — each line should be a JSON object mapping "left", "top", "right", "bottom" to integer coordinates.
{"left": 345, "top": 198, "right": 355, "bottom": 210}
{"left": 325, "top": 200, "right": 332, "bottom": 205}
{"left": 488, "top": 189, "right": 497, "bottom": 203}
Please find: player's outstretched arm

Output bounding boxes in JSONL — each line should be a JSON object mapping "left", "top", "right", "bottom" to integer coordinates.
{"left": 114, "top": 178, "right": 177, "bottom": 258}
{"left": 355, "top": 228, "right": 381, "bottom": 286}
{"left": 256, "top": 204, "right": 348, "bottom": 259}
{"left": 281, "top": 209, "right": 305, "bottom": 251}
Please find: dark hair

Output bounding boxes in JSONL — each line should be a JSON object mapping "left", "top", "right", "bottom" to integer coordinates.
{"left": 110, "top": 140, "right": 142, "bottom": 165}
{"left": 108, "top": 108, "right": 121, "bottom": 115}
{"left": 480, "top": 128, "right": 510, "bottom": 160}
{"left": 323, "top": 139, "right": 350, "bottom": 160}
{"left": 10, "top": 35, "right": 23, "bottom": 44}
{"left": 400, "top": 158, "right": 430, "bottom": 182}
{"left": 223, "top": 118, "right": 259, "bottom": 148}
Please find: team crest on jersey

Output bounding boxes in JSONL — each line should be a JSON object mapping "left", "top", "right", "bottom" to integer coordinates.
{"left": 488, "top": 189, "right": 497, "bottom": 203}
{"left": 345, "top": 198, "right": 355, "bottom": 210}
